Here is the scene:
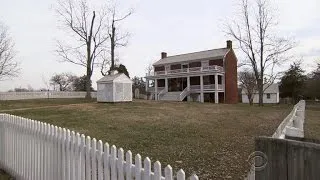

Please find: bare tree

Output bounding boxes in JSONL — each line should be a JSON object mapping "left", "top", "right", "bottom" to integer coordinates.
{"left": 50, "top": 73, "right": 77, "bottom": 91}
{"left": 226, "top": 0, "right": 295, "bottom": 106}
{"left": 0, "top": 23, "right": 19, "bottom": 81}
{"left": 239, "top": 70, "right": 257, "bottom": 105}
{"left": 145, "top": 61, "right": 153, "bottom": 76}
{"left": 101, "top": 4, "right": 133, "bottom": 76}
{"left": 55, "top": 0, "right": 108, "bottom": 98}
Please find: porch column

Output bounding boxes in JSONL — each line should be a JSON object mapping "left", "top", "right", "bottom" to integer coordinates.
{"left": 187, "top": 76, "right": 191, "bottom": 101}
{"left": 215, "top": 75, "right": 219, "bottom": 104}
{"left": 165, "top": 78, "right": 168, "bottom": 92}
{"left": 155, "top": 79, "right": 158, "bottom": 100}
{"left": 145, "top": 79, "right": 148, "bottom": 93}
{"left": 200, "top": 75, "right": 204, "bottom": 103}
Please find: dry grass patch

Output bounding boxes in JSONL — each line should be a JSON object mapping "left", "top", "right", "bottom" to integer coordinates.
{"left": 0, "top": 98, "right": 95, "bottom": 110}
{"left": 7, "top": 99, "right": 291, "bottom": 179}
{"left": 305, "top": 102, "right": 320, "bottom": 140}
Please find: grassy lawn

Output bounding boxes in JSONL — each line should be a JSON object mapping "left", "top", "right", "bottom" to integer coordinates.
{"left": 2, "top": 99, "right": 292, "bottom": 179}
{"left": 0, "top": 98, "right": 95, "bottom": 111}
{"left": 304, "top": 102, "right": 320, "bottom": 140}
{"left": 0, "top": 170, "right": 11, "bottom": 180}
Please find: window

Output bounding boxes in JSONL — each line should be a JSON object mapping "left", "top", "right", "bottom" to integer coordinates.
{"left": 189, "top": 61, "right": 201, "bottom": 68}
{"left": 154, "top": 66, "right": 165, "bottom": 72}
{"left": 267, "top": 93, "right": 271, "bottom": 99}
{"left": 218, "top": 75, "right": 222, "bottom": 84}
{"left": 170, "top": 64, "right": 182, "bottom": 70}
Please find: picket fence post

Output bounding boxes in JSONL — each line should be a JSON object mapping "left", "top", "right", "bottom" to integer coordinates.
{"left": 135, "top": 154, "right": 142, "bottom": 180}
{"left": 125, "top": 151, "right": 132, "bottom": 180}
{"left": 103, "top": 143, "right": 110, "bottom": 180}
{"left": 85, "top": 136, "right": 91, "bottom": 180}
{"left": 97, "top": 140, "right": 104, "bottom": 180}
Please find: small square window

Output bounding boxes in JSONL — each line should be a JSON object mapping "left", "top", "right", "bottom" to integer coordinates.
{"left": 267, "top": 93, "right": 271, "bottom": 99}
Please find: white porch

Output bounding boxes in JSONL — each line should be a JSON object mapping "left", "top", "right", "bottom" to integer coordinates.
{"left": 146, "top": 74, "right": 225, "bottom": 103}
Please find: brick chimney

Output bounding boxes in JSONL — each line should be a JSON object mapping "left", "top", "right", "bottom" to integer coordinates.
{"left": 161, "top": 52, "right": 167, "bottom": 59}
{"left": 227, "top": 40, "right": 232, "bottom": 49}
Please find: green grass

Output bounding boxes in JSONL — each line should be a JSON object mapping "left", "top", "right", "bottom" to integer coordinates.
{"left": 0, "top": 170, "right": 12, "bottom": 180}
{"left": 304, "top": 102, "right": 320, "bottom": 140}
{"left": 3, "top": 99, "right": 292, "bottom": 179}
{"left": 0, "top": 98, "right": 95, "bottom": 110}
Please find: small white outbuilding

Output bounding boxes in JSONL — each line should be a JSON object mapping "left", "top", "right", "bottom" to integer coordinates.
{"left": 97, "top": 71, "right": 132, "bottom": 102}
{"left": 241, "top": 84, "right": 280, "bottom": 104}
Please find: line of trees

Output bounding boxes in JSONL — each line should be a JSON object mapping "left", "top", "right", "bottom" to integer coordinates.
{"left": 240, "top": 61, "right": 320, "bottom": 105}
{"left": 50, "top": 73, "right": 93, "bottom": 91}
{"left": 279, "top": 62, "right": 320, "bottom": 103}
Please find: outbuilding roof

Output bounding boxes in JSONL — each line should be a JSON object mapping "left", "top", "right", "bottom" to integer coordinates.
{"left": 97, "top": 73, "right": 132, "bottom": 83}
{"left": 153, "top": 48, "right": 230, "bottom": 66}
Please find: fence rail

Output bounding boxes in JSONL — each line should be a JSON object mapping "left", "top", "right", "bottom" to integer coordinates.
{"left": 0, "top": 114, "right": 199, "bottom": 180}
{"left": 0, "top": 91, "right": 97, "bottom": 101}
{"left": 246, "top": 100, "right": 306, "bottom": 180}
{"left": 272, "top": 100, "right": 305, "bottom": 139}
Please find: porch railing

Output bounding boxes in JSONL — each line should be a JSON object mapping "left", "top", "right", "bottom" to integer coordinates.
{"left": 158, "top": 88, "right": 167, "bottom": 100}
{"left": 189, "top": 84, "right": 224, "bottom": 91}
{"left": 147, "top": 65, "right": 224, "bottom": 76}
{"left": 179, "top": 87, "right": 190, "bottom": 101}
{"left": 190, "top": 85, "right": 201, "bottom": 91}
{"left": 148, "top": 84, "right": 224, "bottom": 93}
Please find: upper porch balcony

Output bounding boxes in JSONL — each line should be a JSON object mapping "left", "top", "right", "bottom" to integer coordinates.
{"left": 146, "top": 65, "right": 224, "bottom": 77}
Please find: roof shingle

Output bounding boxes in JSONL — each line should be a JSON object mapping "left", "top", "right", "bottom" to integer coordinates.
{"left": 153, "top": 48, "right": 230, "bottom": 66}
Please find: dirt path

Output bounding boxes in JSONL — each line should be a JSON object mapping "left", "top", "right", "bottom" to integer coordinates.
{"left": 0, "top": 103, "right": 94, "bottom": 113}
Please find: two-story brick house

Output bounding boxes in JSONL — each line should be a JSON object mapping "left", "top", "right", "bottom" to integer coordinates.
{"left": 145, "top": 40, "right": 238, "bottom": 103}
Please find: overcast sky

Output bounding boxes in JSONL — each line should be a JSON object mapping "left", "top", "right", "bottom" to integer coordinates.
{"left": 0, "top": 0, "right": 319, "bottom": 91}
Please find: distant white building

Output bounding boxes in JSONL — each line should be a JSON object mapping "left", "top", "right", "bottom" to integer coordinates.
{"left": 97, "top": 71, "right": 132, "bottom": 102}
{"left": 241, "top": 84, "right": 279, "bottom": 104}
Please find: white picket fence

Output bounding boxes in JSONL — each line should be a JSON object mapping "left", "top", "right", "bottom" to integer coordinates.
{"left": 0, "top": 91, "right": 97, "bottom": 100}
{"left": 0, "top": 114, "right": 199, "bottom": 180}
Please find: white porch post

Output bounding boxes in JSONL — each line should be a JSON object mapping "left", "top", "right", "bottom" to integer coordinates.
{"left": 215, "top": 74, "right": 219, "bottom": 104}
{"left": 155, "top": 79, "right": 158, "bottom": 100}
{"left": 187, "top": 76, "right": 191, "bottom": 101}
{"left": 145, "top": 79, "right": 148, "bottom": 93}
{"left": 165, "top": 78, "right": 168, "bottom": 92}
{"left": 200, "top": 75, "right": 204, "bottom": 103}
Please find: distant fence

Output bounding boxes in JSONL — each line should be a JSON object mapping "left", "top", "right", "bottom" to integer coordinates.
{"left": 0, "top": 91, "right": 97, "bottom": 100}
{"left": 272, "top": 100, "right": 305, "bottom": 139}
{"left": 0, "top": 114, "right": 199, "bottom": 180}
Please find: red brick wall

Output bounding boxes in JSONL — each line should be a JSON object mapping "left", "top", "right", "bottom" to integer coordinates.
{"left": 224, "top": 50, "right": 238, "bottom": 104}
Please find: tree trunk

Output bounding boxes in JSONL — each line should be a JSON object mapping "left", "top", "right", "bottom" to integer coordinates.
{"left": 258, "top": 79, "right": 264, "bottom": 106}
{"left": 110, "top": 25, "right": 115, "bottom": 72}
{"left": 86, "top": 41, "right": 92, "bottom": 99}
{"left": 85, "top": 69, "right": 92, "bottom": 99}
{"left": 249, "top": 94, "right": 253, "bottom": 106}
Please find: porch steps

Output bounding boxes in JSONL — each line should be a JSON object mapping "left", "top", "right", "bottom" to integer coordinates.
{"left": 160, "top": 92, "right": 182, "bottom": 101}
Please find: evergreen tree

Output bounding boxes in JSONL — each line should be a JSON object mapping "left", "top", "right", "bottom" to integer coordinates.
{"left": 279, "top": 63, "right": 306, "bottom": 103}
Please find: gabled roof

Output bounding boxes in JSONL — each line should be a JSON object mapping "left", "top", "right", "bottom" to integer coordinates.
{"left": 153, "top": 48, "right": 230, "bottom": 66}
{"left": 97, "top": 73, "right": 132, "bottom": 83}
{"left": 264, "top": 84, "right": 279, "bottom": 93}
{"left": 241, "top": 84, "right": 279, "bottom": 94}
